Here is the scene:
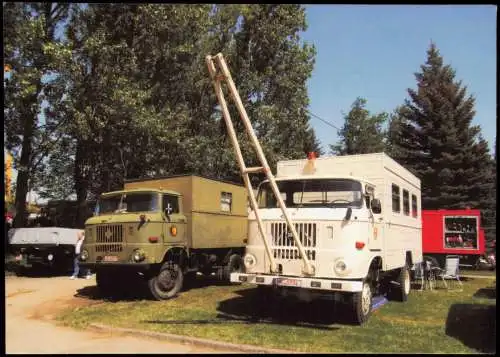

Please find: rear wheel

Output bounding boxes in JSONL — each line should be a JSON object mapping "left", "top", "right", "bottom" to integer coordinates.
{"left": 148, "top": 261, "right": 184, "bottom": 300}
{"left": 351, "top": 279, "right": 373, "bottom": 325}
{"left": 389, "top": 265, "right": 411, "bottom": 302}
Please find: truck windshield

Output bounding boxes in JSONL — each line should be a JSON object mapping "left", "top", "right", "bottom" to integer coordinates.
{"left": 257, "top": 179, "right": 363, "bottom": 209}
{"left": 95, "top": 193, "right": 159, "bottom": 215}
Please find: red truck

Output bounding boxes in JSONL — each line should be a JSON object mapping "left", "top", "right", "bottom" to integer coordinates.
{"left": 422, "top": 208, "right": 486, "bottom": 269}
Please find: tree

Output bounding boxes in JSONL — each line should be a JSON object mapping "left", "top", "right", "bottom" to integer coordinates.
{"left": 3, "top": 2, "right": 72, "bottom": 227}
{"left": 25, "top": 4, "right": 319, "bottom": 213}
{"left": 389, "top": 43, "right": 494, "bottom": 215}
{"left": 330, "top": 97, "right": 388, "bottom": 155}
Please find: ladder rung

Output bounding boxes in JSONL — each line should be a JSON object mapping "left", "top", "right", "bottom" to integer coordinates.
{"left": 244, "top": 166, "right": 265, "bottom": 174}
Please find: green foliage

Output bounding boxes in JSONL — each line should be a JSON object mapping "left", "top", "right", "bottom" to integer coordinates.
{"left": 56, "top": 4, "right": 318, "bottom": 200}
{"left": 4, "top": 4, "right": 320, "bottom": 213}
{"left": 389, "top": 43, "right": 496, "bottom": 242}
{"left": 3, "top": 2, "right": 72, "bottom": 226}
{"left": 330, "top": 97, "right": 388, "bottom": 155}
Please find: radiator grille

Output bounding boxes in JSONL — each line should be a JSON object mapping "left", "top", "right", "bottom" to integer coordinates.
{"left": 273, "top": 248, "right": 316, "bottom": 261}
{"left": 269, "top": 222, "right": 317, "bottom": 248}
{"left": 268, "top": 222, "right": 317, "bottom": 261}
{"left": 96, "top": 225, "right": 123, "bottom": 253}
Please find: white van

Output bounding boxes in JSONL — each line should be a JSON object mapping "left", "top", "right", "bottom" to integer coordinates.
{"left": 231, "top": 152, "right": 423, "bottom": 324}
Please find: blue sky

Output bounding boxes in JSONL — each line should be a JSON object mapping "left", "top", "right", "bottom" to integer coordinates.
{"left": 301, "top": 5, "right": 497, "bottom": 154}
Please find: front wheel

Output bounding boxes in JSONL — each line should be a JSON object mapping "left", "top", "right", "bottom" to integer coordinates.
{"left": 351, "top": 279, "right": 373, "bottom": 325}
{"left": 148, "top": 261, "right": 184, "bottom": 300}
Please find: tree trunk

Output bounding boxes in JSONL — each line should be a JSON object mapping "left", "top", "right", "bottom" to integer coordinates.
{"left": 13, "top": 110, "right": 35, "bottom": 228}
{"left": 74, "top": 140, "right": 89, "bottom": 228}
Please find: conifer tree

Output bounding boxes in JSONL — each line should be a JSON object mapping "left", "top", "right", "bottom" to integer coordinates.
{"left": 330, "top": 97, "right": 387, "bottom": 155}
{"left": 389, "top": 43, "right": 495, "bottom": 223}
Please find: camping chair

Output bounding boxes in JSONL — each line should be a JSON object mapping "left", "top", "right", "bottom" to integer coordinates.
{"left": 412, "top": 261, "right": 425, "bottom": 291}
{"left": 435, "top": 255, "right": 463, "bottom": 290}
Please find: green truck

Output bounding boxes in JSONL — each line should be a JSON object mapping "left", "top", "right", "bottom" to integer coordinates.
{"left": 80, "top": 175, "right": 248, "bottom": 299}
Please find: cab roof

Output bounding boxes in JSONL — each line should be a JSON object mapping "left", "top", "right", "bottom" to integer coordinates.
{"left": 101, "top": 188, "right": 181, "bottom": 197}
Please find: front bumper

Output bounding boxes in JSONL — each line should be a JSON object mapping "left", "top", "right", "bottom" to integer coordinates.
{"left": 80, "top": 262, "right": 153, "bottom": 271}
{"left": 230, "top": 272, "right": 363, "bottom": 292}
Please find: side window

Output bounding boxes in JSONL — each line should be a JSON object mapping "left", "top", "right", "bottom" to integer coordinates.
{"left": 411, "top": 194, "right": 418, "bottom": 218}
{"left": 403, "top": 189, "right": 410, "bottom": 216}
{"left": 221, "top": 192, "right": 232, "bottom": 212}
{"left": 162, "top": 194, "right": 179, "bottom": 214}
{"left": 392, "top": 184, "right": 401, "bottom": 213}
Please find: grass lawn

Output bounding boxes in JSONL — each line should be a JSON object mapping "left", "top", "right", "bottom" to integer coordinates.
{"left": 57, "top": 275, "right": 496, "bottom": 353}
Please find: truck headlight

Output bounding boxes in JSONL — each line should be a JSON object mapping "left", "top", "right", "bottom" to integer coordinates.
{"left": 132, "top": 249, "right": 146, "bottom": 262}
{"left": 80, "top": 249, "right": 89, "bottom": 261}
{"left": 334, "top": 259, "right": 348, "bottom": 275}
{"left": 243, "top": 254, "right": 257, "bottom": 268}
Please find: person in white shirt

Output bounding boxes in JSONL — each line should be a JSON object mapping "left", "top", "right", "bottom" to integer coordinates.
{"left": 70, "top": 230, "right": 91, "bottom": 279}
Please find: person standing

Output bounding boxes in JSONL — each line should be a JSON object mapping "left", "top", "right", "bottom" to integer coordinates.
{"left": 70, "top": 230, "right": 91, "bottom": 279}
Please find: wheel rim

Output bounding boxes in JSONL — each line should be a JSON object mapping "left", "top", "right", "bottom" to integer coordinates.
{"left": 404, "top": 269, "right": 410, "bottom": 295}
{"left": 157, "top": 268, "right": 176, "bottom": 292}
{"left": 361, "top": 282, "right": 372, "bottom": 316}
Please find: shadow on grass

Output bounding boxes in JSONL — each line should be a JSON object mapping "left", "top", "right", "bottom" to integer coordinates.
{"left": 143, "top": 286, "right": 348, "bottom": 329}
{"left": 210, "top": 287, "right": 353, "bottom": 329}
{"left": 73, "top": 273, "right": 232, "bottom": 302}
{"left": 182, "top": 273, "right": 234, "bottom": 292}
{"left": 445, "top": 303, "right": 496, "bottom": 353}
{"left": 473, "top": 286, "right": 496, "bottom": 300}
{"left": 74, "top": 279, "right": 152, "bottom": 302}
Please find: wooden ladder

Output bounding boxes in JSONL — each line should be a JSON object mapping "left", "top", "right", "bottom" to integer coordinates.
{"left": 205, "top": 53, "right": 314, "bottom": 276}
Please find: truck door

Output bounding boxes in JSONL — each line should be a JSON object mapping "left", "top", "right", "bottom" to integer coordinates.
{"left": 162, "top": 194, "right": 187, "bottom": 245}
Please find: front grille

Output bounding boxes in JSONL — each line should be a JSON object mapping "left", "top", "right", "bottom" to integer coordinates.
{"left": 96, "top": 225, "right": 123, "bottom": 253}
{"left": 273, "top": 248, "right": 316, "bottom": 260}
{"left": 268, "top": 222, "right": 317, "bottom": 261}
{"left": 269, "top": 222, "right": 317, "bottom": 247}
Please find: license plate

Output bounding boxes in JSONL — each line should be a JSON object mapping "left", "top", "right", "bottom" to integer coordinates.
{"left": 103, "top": 255, "right": 118, "bottom": 262}
{"left": 277, "top": 278, "right": 301, "bottom": 287}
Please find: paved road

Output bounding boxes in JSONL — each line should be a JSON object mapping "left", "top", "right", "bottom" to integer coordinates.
{"left": 5, "top": 274, "right": 236, "bottom": 354}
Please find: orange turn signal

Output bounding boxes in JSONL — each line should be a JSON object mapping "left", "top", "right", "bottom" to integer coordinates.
{"left": 170, "top": 226, "right": 177, "bottom": 236}
{"left": 355, "top": 241, "right": 365, "bottom": 250}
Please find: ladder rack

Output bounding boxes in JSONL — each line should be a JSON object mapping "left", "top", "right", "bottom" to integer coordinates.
{"left": 206, "top": 53, "right": 314, "bottom": 276}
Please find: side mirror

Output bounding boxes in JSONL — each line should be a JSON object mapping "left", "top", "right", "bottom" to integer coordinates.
{"left": 371, "top": 199, "right": 382, "bottom": 214}
{"left": 344, "top": 207, "right": 352, "bottom": 221}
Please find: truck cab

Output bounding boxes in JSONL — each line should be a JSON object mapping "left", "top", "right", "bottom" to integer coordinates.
{"left": 231, "top": 153, "right": 422, "bottom": 325}
{"left": 81, "top": 175, "right": 247, "bottom": 300}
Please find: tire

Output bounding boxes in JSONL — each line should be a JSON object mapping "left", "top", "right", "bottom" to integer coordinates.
{"left": 351, "top": 279, "right": 373, "bottom": 325}
{"left": 390, "top": 265, "right": 411, "bottom": 302}
{"left": 148, "top": 261, "right": 184, "bottom": 300}
{"left": 223, "top": 254, "right": 243, "bottom": 282}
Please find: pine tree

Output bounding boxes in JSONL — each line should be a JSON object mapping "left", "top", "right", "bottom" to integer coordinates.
{"left": 390, "top": 43, "right": 495, "bottom": 214}
{"left": 330, "top": 97, "right": 387, "bottom": 155}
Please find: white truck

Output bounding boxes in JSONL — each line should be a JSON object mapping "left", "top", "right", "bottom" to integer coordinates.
{"left": 231, "top": 153, "right": 423, "bottom": 324}
{"left": 205, "top": 53, "right": 422, "bottom": 325}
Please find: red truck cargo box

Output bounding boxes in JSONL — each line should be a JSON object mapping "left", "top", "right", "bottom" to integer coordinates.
{"left": 422, "top": 209, "right": 485, "bottom": 256}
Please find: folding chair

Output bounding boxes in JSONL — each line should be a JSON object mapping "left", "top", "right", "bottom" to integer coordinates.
{"left": 435, "top": 255, "right": 463, "bottom": 290}
{"left": 412, "top": 261, "right": 425, "bottom": 291}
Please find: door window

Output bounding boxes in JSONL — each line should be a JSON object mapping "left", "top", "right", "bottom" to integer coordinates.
{"left": 163, "top": 195, "right": 179, "bottom": 214}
